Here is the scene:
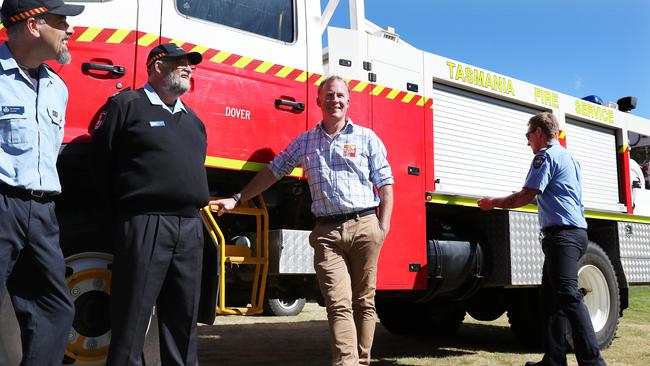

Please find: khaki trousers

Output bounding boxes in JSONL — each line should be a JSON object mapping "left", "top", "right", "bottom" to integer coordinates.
{"left": 309, "top": 214, "right": 386, "bottom": 366}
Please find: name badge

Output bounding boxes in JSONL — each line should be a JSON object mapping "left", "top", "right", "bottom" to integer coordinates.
{"left": 1, "top": 106, "right": 25, "bottom": 115}
{"left": 343, "top": 144, "right": 357, "bottom": 157}
{"left": 149, "top": 121, "right": 166, "bottom": 127}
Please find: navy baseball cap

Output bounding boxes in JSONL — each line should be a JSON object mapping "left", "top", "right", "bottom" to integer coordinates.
{"left": 146, "top": 43, "right": 203, "bottom": 68}
{"left": 1, "top": 0, "right": 84, "bottom": 25}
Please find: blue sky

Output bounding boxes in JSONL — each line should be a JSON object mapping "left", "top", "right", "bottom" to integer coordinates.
{"left": 321, "top": 0, "right": 650, "bottom": 119}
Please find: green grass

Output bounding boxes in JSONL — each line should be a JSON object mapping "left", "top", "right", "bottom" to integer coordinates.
{"left": 623, "top": 286, "right": 650, "bottom": 323}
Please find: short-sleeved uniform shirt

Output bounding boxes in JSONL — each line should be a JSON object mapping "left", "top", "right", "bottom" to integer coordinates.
{"left": 269, "top": 119, "right": 393, "bottom": 217}
{"left": 0, "top": 42, "right": 67, "bottom": 193}
{"left": 523, "top": 140, "right": 587, "bottom": 230}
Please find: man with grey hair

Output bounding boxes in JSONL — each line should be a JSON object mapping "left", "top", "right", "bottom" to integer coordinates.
{"left": 478, "top": 112, "right": 606, "bottom": 366}
{"left": 92, "top": 43, "right": 209, "bottom": 366}
{"left": 212, "top": 75, "right": 394, "bottom": 366}
{"left": 0, "top": 0, "right": 83, "bottom": 364}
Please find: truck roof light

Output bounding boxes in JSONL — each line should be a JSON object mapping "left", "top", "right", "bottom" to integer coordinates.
{"left": 582, "top": 95, "right": 604, "bottom": 105}
{"left": 617, "top": 96, "right": 637, "bottom": 112}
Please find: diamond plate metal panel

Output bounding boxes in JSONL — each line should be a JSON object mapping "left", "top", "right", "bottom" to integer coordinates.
{"left": 618, "top": 222, "right": 650, "bottom": 283}
{"left": 268, "top": 230, "right": 315, "bottom": 274}
{"left": 509, "top": 211, "right": 544, "bottom": 285}
{"left": 621, "top": 258, "right": 650, "bottom": 283}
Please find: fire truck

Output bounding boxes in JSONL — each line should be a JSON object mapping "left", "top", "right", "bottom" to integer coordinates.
{"left": 1, "top": 0, "right": 650, "bottom": 365}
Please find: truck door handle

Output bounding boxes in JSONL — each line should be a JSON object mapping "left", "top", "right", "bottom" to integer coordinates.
{"left": 275, "top": 98, "right": 305, "bottom": 112}
{"left": 82, "top": 63, "right": 126, "bottom": 76}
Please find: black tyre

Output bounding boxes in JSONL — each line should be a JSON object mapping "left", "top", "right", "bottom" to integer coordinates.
{"left": 569, "top": 242, "right": 619, "bottom": 350}
{"left": 376, "top": 298, "right": 465, "bottom": 336}
{"left": 0, "top": 252, "right": 162, "bottom": 366}
{"left": 264, "top": 297, "right": 307, "bottom": 316}
{"left": 467, "top": 288, "right": 506, "bottom": 321}
{"left": 506, "top": 288, "right": 544, "bottom": 348}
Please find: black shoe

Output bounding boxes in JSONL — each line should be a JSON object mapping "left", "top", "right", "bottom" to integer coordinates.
{"left": 524, "top": 362, "right": 544, "bottom": 366}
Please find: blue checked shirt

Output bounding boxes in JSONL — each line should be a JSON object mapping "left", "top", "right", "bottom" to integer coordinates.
{"left": 0, "top": 42, "right": 67, "bottom": 193}
{"left": 270, "top": 119, "right": 393, "bottom": 217}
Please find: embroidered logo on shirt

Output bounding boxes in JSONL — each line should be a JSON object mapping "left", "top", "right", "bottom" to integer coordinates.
{"left": 533, "top": 155, "right": 546, "bottom": 168}
{"left": 94, "top": 110, "right": 106, "bottom": 130}
{"left": 149, "top": 121, "right": 166, "bottom": 127}
{"left": 343, "top": 144, "right": 357, "bottom": 157}
{"left": 1, "top": 106, "right": 25, "bottom": 115}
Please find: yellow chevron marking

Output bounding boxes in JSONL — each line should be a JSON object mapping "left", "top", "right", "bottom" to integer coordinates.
{"left": 295, "top": 71, "right": 308, "bottom": 82}
{"left": 106, "top": 29, "right": 131, "bottom": 44}
{"left": 254, "top": 61, "right": 274, "bottom": 73}
{"left": 169, "top": 39, "right": 185, "bottom": 46}
{"left": 619, "top": 145, "right": 629, "bottom": 153}
{"left": 210, "top": 51, "right": 232, "bottom": 63}
{"left": 416, "top": 96, "right": 428, "bottom": 106}
{"left": 386, "top": 89, "right": 400, "bottom": 100}
{"left": 233, "top": 56, "right": 254, "bottom": 69}
{"left": 275, "top": 66, "right": 294, "bottom": 78}
{"left": 314, "top": 75, "right": 325, "bottom": 86}
{"left": 137, "top": 33, "right": 158, "bottom": 46}
{"left": 559, "top": 130, "right": 566, "bottom": 139}
{"left": 77, "top": 27, "right": 103, "bottom": 42}
{"left": 190, "top": 45, "right": 209, "bottom": 54}
{"left": 204, "top": 156, "right": 303, "bottom": 178}
{"left": 352, "top": 82, "right": 368, "bottom": 93}
{"left": 371, "top": 86, "right": 385, "bottom": 96}
{"left": 401, "top": 93, "right": 416, "bottom": 103}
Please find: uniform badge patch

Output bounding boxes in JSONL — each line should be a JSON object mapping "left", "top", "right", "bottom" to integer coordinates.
{"left": 533, "top": 155, "right": 546, "bottom": 168}
{"left": 94, "top": 110, "right": 106, "bottom": 130}
{"left": 149, "top": 121, "right": 166, "bottom": 127}
{"left": 0, "top": 106, "right": 25, "bottom": 115}
{"left": 343, "top": 144, "right": 357, "bottom": 157}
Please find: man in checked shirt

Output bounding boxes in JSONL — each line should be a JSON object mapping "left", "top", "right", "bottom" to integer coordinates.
{"left": 212, "top": 75, "right": 394, "bottom": 366}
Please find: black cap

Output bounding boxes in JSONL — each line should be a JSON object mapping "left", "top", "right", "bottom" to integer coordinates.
{"left": 1, "top": 0, "right": 84, "bottom": 25}
{"left": 146, "top": 43, "right": 203, "bottom": 68}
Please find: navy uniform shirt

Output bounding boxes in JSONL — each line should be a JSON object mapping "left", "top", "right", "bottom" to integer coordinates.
{"left": 523, "top": 140, "right": 587, "bottom": 230}
{"left": 0, "top": 42, "right": 67, "bottom": 193}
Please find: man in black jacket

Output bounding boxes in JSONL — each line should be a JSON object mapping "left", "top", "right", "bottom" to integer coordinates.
{"left": 92, "top": 43, "right": 208, "bottom": 366}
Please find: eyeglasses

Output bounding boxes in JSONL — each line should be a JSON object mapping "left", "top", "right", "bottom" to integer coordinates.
{"left": 525, "top": 128, "right": 537, "bottom": 140}
{"left": 157, "top": 59, "right": 196, "bottom": 71}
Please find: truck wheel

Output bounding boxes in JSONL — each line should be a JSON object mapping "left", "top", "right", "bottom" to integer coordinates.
{"left": 376, "top": 298, "right": 465, "bottom": 336}
{"left": 264, "top": 297, "right": 306, "bottom": 316}
{"left": 506, "top": 288, "right": 544, "bottom": 348}
{"left": 569, "top": 242, "right": 620, "bottom": 350}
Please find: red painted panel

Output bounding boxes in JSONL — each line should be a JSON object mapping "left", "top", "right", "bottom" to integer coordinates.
{"left": 371, "top": 95, "right": 427, "bottom": 290}
{"left": 618, "top": 148, "right": 632, "bottom": 214}
{"left": 56, "top": 40, "right": 139, "bottom": 144}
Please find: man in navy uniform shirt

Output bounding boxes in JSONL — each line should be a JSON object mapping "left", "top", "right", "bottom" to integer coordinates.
{"left": 478, "top": 112, "right": 606, "bottom": 366}
{"left": 0, "top": 0, "right": 83, "bottom": 364}
{"left": 92, "top": 43, "right": 208, "bottom": 366}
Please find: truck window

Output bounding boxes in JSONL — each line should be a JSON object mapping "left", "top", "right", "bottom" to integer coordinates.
{"left": 176, "top": 0, "right": 294, "bottom": 43}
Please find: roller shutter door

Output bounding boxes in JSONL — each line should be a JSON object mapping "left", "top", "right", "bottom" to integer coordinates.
{"left": 432, "top": 83, "right": 542, "bottom": 197}
{"left": 565, "top": 119, "right": 620, "bottom": 212}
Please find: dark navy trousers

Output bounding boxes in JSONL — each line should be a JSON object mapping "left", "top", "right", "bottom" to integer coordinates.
{"left": 106, "top": 214, "right": 203, "bottom": 366}
{"left": 0, "top": 192, "right": 75, "bottom": 366}
{"left": 541, "top": 227, "right": 606, "bottom": 366}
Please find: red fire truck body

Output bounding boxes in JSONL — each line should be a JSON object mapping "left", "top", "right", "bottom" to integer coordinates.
{"left": 1, "top": 1, "right": 649, "bottom": 365}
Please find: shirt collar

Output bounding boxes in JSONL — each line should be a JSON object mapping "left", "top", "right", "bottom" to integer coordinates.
{"left": 317, "top": 118, "right": 355, "bottom": 135}
{"left": 0, "top": 42, "right": 52, "bottom": 88}
{"left": 144, "top": 83, "right": 187, "bottom": 114}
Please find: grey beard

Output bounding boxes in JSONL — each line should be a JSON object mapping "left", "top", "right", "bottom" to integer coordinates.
{"left": 56, "top": 49, "right": 71, "bottom": 65}
{"left": 162, "top": 72, "right": 190, "bottom": 97}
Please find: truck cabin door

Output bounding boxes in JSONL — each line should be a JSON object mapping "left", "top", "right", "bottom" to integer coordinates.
{"left": 47, "top": 0, "right": 148, "bottom": 143}
{"left": 161, "top": 0, "right": 308, "bottom": 171}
